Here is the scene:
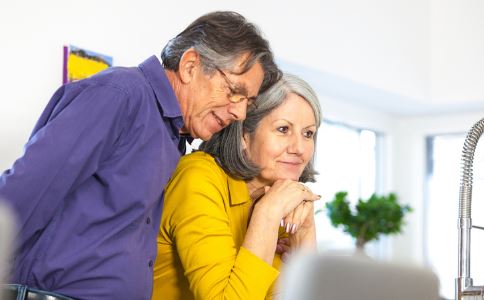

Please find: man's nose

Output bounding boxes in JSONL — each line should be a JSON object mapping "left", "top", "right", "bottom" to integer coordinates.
{"left": 227, "top": 101, "right": 247, "bottom": 121}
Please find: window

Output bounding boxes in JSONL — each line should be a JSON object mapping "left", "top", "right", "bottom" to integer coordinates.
{"left": 308, "top": 120, "right": 382, "bottom": 253}
{"left": 425, "top": 134, "right": 484, "bottom": 299}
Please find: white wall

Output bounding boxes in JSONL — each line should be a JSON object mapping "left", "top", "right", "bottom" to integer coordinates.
{"left": 431, "top": 0, "right": 484, "bottom": 104}
{"left": 265, "top": 0, "right": 431, "bottom": 103}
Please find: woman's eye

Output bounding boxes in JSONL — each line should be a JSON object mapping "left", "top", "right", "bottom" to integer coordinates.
{"left": 277, "top": 126, "right": 289, "bottom": 133}
{"left": 303, "top": 130, "right": 314, "bottom": 138}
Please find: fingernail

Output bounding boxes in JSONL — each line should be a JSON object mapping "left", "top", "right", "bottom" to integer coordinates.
{"left": 286, "top": 223, "right": 291, "bottom": 233}
{"left": 291, "top": 224, "right": 297, "bottom": 234}
{"left": 280, "top": 219, "right": 284, "bottom": 227}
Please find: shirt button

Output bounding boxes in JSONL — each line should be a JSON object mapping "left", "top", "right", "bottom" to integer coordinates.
{"left": 149, "top": 260, "right": 154, "bottom": 268}
{"left": 146, "top": 217, "right": 151, "bottom": 224}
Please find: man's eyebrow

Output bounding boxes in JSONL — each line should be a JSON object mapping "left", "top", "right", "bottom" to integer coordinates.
{"left": 233, "top": 83, "right": 261, "bottom": 101}
{"left": 225, "top": 69, "right": 258, "bottom": 99}
{"left": 231, "top": 83, "right": 249, "bottom": 97}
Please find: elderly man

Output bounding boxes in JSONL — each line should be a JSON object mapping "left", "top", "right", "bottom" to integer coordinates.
{"left": 0, "top": 11, "right": 281, "bottom": 300}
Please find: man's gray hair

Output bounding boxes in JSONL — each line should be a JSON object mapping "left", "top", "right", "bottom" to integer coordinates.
{"left": 200, "top": 73, "right": 322, "bottom": 183}
{"left": 161, "top": 11, "right": 281, "bottom": 94}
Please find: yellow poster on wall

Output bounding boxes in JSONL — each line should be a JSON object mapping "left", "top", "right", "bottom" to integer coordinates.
{"left": 63, "top": 45, "right": 113, "bottom": 83}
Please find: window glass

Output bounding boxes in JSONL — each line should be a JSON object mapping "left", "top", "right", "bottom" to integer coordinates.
{"left": 309, "top": 121, "right": 380, "bottom": 252}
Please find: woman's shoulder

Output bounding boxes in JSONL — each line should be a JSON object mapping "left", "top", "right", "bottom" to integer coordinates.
{"left": 171, "top": 151, "right": 225, "bottom": 180}
{"left": 164, "top": 152, "right": 230, "bottom": 208}
{"left": 178, "top": 151, "right": 219, "bottom": 168}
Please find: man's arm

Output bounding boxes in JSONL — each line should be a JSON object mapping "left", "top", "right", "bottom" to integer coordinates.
{"left": 0, "top": 83, "right": 129, "bottom": 249}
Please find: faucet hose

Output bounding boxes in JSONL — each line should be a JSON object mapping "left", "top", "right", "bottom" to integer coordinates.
{"left": 459, "top": 118, "right": 484, "bottom": 218}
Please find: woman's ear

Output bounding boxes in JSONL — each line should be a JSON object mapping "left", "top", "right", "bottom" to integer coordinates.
{"left": 242, "top": 131, "right": 249, "bottom": 151}
{"left": 178, "top": 48, "right": 200, "bottom": 84}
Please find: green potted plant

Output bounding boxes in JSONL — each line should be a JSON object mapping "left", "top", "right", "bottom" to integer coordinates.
{"left": 324, "top": 191, "right": 412, "bottom": 250}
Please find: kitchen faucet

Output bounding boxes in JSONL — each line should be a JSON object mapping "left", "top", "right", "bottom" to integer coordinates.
{"left": 456, "top": 118, "right": 484, "bottom": 299}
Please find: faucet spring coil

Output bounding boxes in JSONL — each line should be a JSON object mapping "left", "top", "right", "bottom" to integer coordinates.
{"left": 459, "top": 119, "right": 484, "bottom": 218}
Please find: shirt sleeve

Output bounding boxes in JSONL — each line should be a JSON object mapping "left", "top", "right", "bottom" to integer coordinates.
{"left": 0, "top": 83, "right": 129, "bottom": 248}
{"left": 164, "top": 159, "right": 279, "bottom": 300}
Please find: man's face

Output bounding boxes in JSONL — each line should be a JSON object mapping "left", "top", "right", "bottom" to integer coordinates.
{"left": 182, "top": 55, "right": 264, "bottom": 141}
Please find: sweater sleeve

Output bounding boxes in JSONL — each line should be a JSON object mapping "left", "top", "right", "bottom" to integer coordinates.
{"left": 164, "top": 157, "right": 279, "bottom": 300}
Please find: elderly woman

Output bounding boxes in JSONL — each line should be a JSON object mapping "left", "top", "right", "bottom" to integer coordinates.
{"left": 152, "top": 74, "right": 322, "bottom": 300}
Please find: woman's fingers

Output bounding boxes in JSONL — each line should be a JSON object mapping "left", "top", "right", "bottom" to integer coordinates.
{"left": 282, "top": 198, "right": 316, "bottom": 234}
{"left": 292, "top": 182, "right": 320, "bottom": 206}
{"left": 283, "top": 202, "right": 306, "bottom": 234}
{"left": 278, "top": 237, "right": 290, "bottom": 246}
{"left": 299, "top": 184, "right": 321, "bottom": 202}
{"left": 281, "top": 251, "right": 291, "bottom": 263}
{"left": 259, "top": 180, "right": 321, "bottom": 224}
{"left": 291, "top": 202, "right": 305, "bottom": 234}
{"left": 298, "top": 201, "right": 314, "bottom": 228}
{"left": 283, "top": 211, "right": 295, "bottom": 233}
{"left": 280, "top": 181, "right": 320, "bottom": 212}
{"left": 275, "top": 237, "right": 291, "bottom": 255}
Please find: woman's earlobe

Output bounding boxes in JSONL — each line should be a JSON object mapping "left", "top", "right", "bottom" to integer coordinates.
{"left": 242, "top": 133, "right": 249, "bottom": 151}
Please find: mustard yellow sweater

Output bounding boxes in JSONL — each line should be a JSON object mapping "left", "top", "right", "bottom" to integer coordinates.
{"left": 152, "top": 152, "right": 282, "bottom": 300}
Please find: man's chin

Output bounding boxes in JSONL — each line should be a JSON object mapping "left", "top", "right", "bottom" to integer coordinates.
{"left": 194, "top": 130, "right": 213, "bottom": 141}
{"left": 199, "top": 135, "right": 212, "bottom": 141}
{"left": 191, "top": 123, "right": 226, "bottom": 140}
{"left": 198, "top": 125, "right": 225, "bottom": 141}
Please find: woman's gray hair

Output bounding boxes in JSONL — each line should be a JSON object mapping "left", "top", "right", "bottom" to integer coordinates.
{"left": 200, "top": 73, "right": 322, "bottom": 183}
{"left": 161, "top": 11, "right": 281, "bottom": 94}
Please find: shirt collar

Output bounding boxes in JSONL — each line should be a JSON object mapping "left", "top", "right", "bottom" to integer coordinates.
{"left": 227, "top": 175, "right": 251, "bottom": 206}
{"left": 138, "top": 56, "right": 182, "bottom": 119}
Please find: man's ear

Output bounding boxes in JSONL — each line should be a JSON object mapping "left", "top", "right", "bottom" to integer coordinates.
{"left": 178, "top": 48, "right": 200, "bottom": 84}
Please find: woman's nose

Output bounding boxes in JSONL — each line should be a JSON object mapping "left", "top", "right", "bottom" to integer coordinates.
{"left": 288, "top": 134, "right": 304, "bottom": 155}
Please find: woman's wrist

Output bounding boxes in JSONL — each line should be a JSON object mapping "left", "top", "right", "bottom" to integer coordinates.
{"left": 244, "top": 200, "right": 283, "bottom": 265}
{"left": 254, "top": 196, "right": 285, "bottom": 224}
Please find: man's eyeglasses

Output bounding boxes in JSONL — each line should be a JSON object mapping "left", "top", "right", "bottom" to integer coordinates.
{"left": 215, "top": 67, "right": 257, "bottom": 109}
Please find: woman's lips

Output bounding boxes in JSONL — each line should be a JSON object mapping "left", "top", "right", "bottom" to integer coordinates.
{"left": 279, "top": 161, "right": 303, "bottom": 165}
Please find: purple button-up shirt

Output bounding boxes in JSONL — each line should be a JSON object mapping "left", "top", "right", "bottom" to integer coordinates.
{"left": 0, "top": 56, "right": 184, "bottom": 299}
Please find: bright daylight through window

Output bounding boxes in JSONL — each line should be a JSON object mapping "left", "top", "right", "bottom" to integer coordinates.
{"left": 308, "top": 121, "right": 381, "bottom": 253}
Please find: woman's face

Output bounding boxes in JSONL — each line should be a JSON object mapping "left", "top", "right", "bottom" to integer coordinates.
{"left": 243, "top": 93, "right": 316, "bottom": 185}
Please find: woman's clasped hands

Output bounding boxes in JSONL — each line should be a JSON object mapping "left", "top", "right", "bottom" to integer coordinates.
{"left": 256, "top": 179, "right": 320, "bottom": 235}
